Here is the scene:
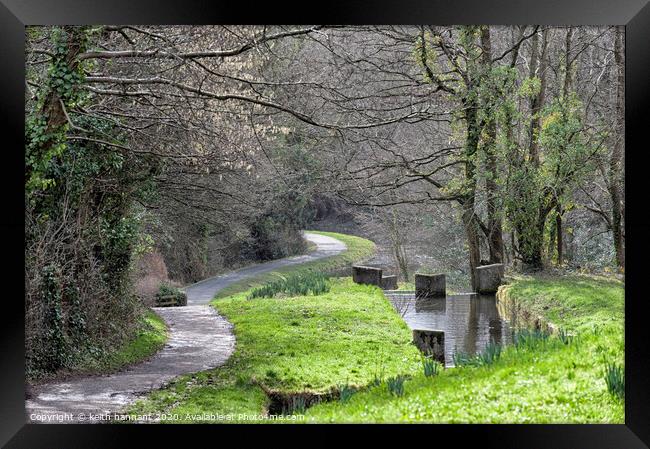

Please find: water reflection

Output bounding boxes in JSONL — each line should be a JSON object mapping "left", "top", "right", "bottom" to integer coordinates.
{"left": 387, "top": 292, "right": 512, "bottom": 367}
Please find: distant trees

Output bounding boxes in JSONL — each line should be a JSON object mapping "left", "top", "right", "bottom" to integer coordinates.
{"left": 24, "top": 25, "right": 333, "bottom": 375}
{"left": 25, "top": 24, "right": 625, "bottom": 375}
{"left": 270, "top": 25, "right": 624, "bottom": 285}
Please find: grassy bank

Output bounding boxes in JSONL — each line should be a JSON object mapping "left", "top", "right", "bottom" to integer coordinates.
{"left": 74, "top": 310, "right": 168, "bottom": 375}
{"left": 498, "top": 274, "right": 624, "bottom": 333}
{"left": 304, "top": 274, "right": 624, "bottom": 423}
{"left": 213, "top": 231, "right": 376, "bottom": 299}
{"left": 128, "top": 237, "right": 623, "bottom": 423}
{"left": 125, "top": 278, "right": 421, "bottom": 422}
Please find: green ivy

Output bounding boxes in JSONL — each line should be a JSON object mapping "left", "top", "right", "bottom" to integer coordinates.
{"left": 26, "top": 27, "right": 160, "bottom": 375}
{"left": 26, "top": 26, "right": 90, "bottom": 198}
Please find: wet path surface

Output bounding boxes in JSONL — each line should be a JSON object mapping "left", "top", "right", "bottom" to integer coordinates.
{"left": 26, "top": 232, "right": 346, "bottom": 423}
{"left": 385, "top": 291, "right": 512, "bottom": 367}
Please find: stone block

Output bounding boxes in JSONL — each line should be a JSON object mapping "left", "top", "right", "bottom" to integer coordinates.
{"left": 415, "top": 273, "right": 446, "bottom": 298}
{"left": 476, "top": 263, "right": 504, "bottom": 293}
{"left": 412, "top": 329, "right": 445, "bottom": 364}
{"left": 380, "top": 275, "right": 398, "bottom": 290}
{"left": 352, "top": 265, "right": 383, "bottom": 286}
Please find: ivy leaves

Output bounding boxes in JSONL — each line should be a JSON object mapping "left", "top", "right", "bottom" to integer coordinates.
{"left": 26, "top": 27, "right": 89, "bottom": 198}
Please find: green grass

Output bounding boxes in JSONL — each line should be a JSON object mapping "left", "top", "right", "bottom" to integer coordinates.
{"left": 125, "top": 278, "right": 421, "bottom": 422}
{"left": 500, "top": 273, "right": 624, "bottom": 333}
{"left": 303, "top": 274, "right": 624, "bottom": 423}
{"left": 73, "top": 310, "right": 168, "bottom": 374}
{"left": 128, "top": 238, "right": 623, "bottom": 423}
{"left": 213, "top": 231, "right": 376, "bottom": 299}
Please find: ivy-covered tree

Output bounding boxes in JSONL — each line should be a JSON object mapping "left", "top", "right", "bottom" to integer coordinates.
{"left": 25, "top": 27, "right": 161, "bottom": 375}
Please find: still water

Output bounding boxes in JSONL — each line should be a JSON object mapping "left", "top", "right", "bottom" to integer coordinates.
{"left": 386, "top": 291, "right": 513, "bottom": 367}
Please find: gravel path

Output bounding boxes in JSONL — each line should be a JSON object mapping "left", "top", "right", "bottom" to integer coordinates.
{"left": 25, "top": 232, "right": 346, "bottom": 423}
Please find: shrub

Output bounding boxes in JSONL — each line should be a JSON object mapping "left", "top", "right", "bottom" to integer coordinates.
{"left": 155, "top": 284, "right": 187, "bottom": 307}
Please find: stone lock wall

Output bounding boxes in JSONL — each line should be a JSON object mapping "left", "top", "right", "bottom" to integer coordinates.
{"left": 352, "top": 265, "right": 398, "bottom": 290}
{"left": 380, "top": 275, "right": 397, "bottom": 290}
{"left": 352, "top": 265, "right": 383, "bottom": 286}
{"left": 412, "top": 329, "right": 445, "bottom": 364}
{"left": 415, "top": 273, "right": 446, "bottom": 298}
{"left": 476, "top": 263, "right": 504, "bottom": 294}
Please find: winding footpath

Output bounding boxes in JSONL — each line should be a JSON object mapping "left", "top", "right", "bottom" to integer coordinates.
{"left": 26, "top": 232, "right": 346, "bottom": 423}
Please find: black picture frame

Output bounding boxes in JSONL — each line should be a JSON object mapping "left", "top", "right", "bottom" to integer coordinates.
{"left": 2, "top": 0, "right": 648, "bottom": 446}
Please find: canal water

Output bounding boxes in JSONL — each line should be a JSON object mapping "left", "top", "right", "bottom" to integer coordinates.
{"left": 385, "top": 291, "right": 513, "bottom": 367}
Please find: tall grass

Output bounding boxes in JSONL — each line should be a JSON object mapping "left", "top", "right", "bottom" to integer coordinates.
{"left": 288, "top": 396, "right": 307, "bottom": 414}
{"left": 338, "top": 384, "right": 357, "bottom": 403}
{"left": 557, "top": 328, "right": 574, "bottom": 345}
{"left": 604, "top": 362, "right": 624, "bottom": 399}
{"left": 422, "top": 355, "right": 442, "bottom": 377}
{"left": 513, "top": 328, "right": 551, "bottom": 350}
{"left": 387, "top": 375, "right": 406, "bottom": 396}
{"left": 452, "top": 341, "right": 502, "bottom": 367}
{"left": 370, "top": 373, "right": 383, "bottom": 388}
{"left": 247, "top": 272, "right": 330, "bottom": 299}
{"left": 477, "top": 342, "right": 502, "bottom": 365}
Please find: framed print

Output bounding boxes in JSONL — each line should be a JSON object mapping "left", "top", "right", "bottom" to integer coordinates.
{"left": 1, "top": 0, "right": 649, "bottom": 446}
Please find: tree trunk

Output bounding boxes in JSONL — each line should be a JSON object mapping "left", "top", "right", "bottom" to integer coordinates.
{"left": 547, "top": 204, "right": 564, "bottom": 265}
{"left": 27, "top": 26, "right": 87, "bottom": 201}
{"left": 518, "top": 27, "right": 549, "bottom": 270}
{"left": 503, "top": 27, "right": 524, "bottom": 270}
{"left": 563, "top": 27, "right": 574, "bottom": 98}
{"left": 480, "top": 26, "right": 504, "bottom": 264}
{"left": 463, "top": 205, "right": 482, "bottom": 291}
{"left": 611, "top": 26, "right": 625, "bottom": 268}
{"left": 462, "top": 91, "right": 482, "bottom": 290}
{"left": 41, "top": 28, "right": 86, "bottom": 147}
{"left": 552, "top": 27, "right": 573, "bottom": 267}
{"left": 528, "top": 28, "right": 549, "bottom": 165}
{"left": 394, "top": 244, "right": 409, "bottom": 282}
{"left": 564, "top": 225, "right": 575, "bottom": 264}
{"left": 388, "top": 208, "right": 410, "bottom": 281}
{"left": 556, "top": 210, "right": 563, "bottom": 265}
{"left": 547, "top": 217, "right": 556, "bottom": 263}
